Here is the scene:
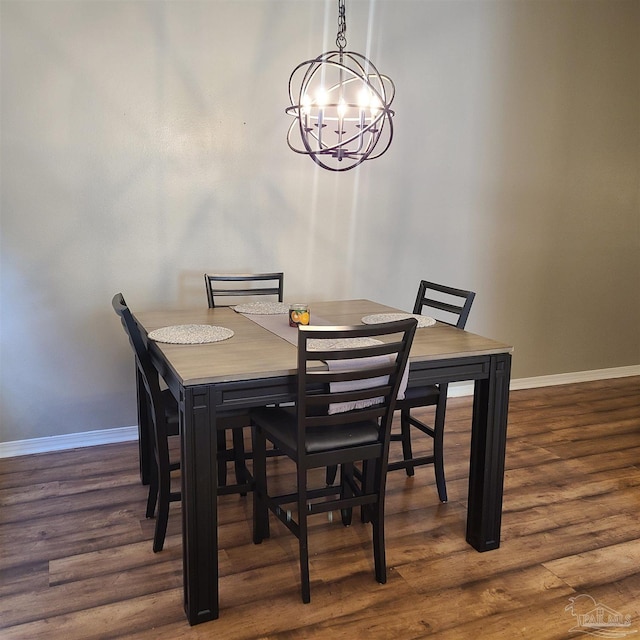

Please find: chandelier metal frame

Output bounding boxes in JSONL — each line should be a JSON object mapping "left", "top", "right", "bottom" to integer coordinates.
{"left": 286, "top": 0, "right": 395, "bottom": 172}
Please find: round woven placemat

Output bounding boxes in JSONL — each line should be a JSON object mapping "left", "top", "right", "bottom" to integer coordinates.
{"left": 233, "top": 301, "right": 289, "bottom": 315}
{"left": 361, "top": 313, "right": 436, "bottom": 328}
{"left": 308, "top": 337, "right": 383, "bottom": 351}
{"left": 148, "top": 324, "right": 234, "bottom": 344}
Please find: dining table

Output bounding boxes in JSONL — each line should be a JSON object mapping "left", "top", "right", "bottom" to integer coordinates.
{"left": 133, "top": 298, "right": 513, "bottom": 626}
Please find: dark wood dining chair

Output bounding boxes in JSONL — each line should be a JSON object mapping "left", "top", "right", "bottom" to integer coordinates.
{"left": 325, "top": 280, "right": 476, "bottom": 503}
{"left": 113, "top": 293, "right": 252, "bottom": 552}
{"left": 251, "top": 318, "right": 417, "bottom": 603}
{"left": 390, "top": 280, "right": 476, "bottom": 502}
{"left": 204, "top": 272, "right": 284, "bottom": 307}
{"left": 204, "top": 271, "right": 285, "bottom": 488}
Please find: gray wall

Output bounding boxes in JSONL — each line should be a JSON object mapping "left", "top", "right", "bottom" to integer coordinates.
{"left": 1, "top": 0, "right": 639, "bottom": 443}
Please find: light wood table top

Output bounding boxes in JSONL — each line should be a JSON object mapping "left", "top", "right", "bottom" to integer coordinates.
{"left": 135, "top": 299, "right": 512, "bottom": 387}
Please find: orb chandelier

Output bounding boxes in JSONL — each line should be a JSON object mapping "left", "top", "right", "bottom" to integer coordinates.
{"left": 285, "top": 0, "right": 395, "bottom": 172}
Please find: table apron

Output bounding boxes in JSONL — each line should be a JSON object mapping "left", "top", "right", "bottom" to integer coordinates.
{"left": 211, "top": 376, "right": 297, "bottom": 412}
{"left": 176, "top": 355, "right": 495, "bottom": 413}
{"left": 406, "top": 355, "right": 493, "bottom": 387}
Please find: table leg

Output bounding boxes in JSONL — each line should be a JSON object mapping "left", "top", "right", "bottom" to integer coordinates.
{"left": 181, "top": 385, "right": 219, "bottom": 625}
{"left": 466, "top": 353, "right": 511, "bottom": 551}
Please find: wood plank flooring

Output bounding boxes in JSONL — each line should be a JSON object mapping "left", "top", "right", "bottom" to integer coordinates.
{"left": 1, "top": 376, "right": 639, "bottom": 639}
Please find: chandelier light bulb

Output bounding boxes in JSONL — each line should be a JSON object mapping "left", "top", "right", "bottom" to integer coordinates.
{"left": 315, "top": 88, "right": 328, "bottom": 107}
{"left": 358, "top": 87, "right": 371, "bottom": 110}
{"left": 370, "top": 94, "right": 382, "bottom": 118}
{"left": 338, "top": 98, "right": 348, "bottom": 120}
{"left": 301, "top": 94, "right": 312, "bottom": 116}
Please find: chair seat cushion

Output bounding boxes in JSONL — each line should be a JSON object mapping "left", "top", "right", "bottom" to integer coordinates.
{"left": 251, "top": 406, "right": 380, "bottom": 454}
{"left": 396, "top": 384, "right": 440, "bottom": 410}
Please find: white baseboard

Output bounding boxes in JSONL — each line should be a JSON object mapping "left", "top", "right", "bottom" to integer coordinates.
{"left": 449, "top": 364, "right": 640, "bottom": 397}
{"left": 508, "top": 364, "right": 640, "bottom": 390}
{"left": 1, "top": 365, "right": 638, "bottom": 459}
{"left": 0, "top": 425, "right": 138, "bottom": 459}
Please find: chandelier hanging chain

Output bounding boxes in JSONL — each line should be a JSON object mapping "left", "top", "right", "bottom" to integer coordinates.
{"left": 336, "top": 0, "right": 347, "bottom": 51}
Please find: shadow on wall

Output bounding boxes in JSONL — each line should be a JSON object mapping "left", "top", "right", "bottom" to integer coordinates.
{"left": 178, "top": 270, "right": 211, "bottom": 308}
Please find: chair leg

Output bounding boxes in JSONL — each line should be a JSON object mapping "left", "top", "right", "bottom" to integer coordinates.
{"left": 153, "top": 502, "right": 170, "bottom": 553}
{"left": 433, "top": 397, "right": 448, "bottom": 503}
{"left": 325, "top": 464, "right": 338, "bottom": 485}
{"left": 232, "top": 426, "right": 248, "bottom": 495}
{"left": 360, "top": 460, "right": 374, "bottom": 523}
{"left": 145, "top": 458, "right": 159, "bottom": 519}
{"left": 400, "top": 410, "right": 415, "bottom": 477}
{"left": 340, "top": 463, "right": 354, "bottom": 527}
{"left": 371, "top": 506, "right": 387, "bottom": 584}
{"left": 251, "top": 424, "right": 270, "bottom": 544}
{"left": 370, "top": 461, "right": 387, "bottom": 585}
{"left": 153, "top": 464, "right": 170, "bottom": 553}
{"left": 217, "top": 430, "right": 228, "bottom": 487}
{"left": 297, "top": 464, "right": 311, "bottom": 604}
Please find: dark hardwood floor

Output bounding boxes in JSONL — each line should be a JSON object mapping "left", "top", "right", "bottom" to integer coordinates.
{"left": 1, "top": 376, "right": 639, "bottom": 639}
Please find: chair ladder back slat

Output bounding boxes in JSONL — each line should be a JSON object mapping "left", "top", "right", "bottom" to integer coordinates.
{"left": 204, "top": 272, "right": 284, "bottom": 308}
{"left": 297, "top": 320, "right": 417, "bottom": 439}
{"left": 413, "top": 280, "right": 476, "bottom": 329}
